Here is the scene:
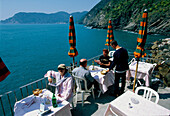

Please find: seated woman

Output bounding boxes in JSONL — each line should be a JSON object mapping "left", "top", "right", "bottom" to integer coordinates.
{"left": 46, "top": 64, "right": 73, "bottom": 103}
{"left": 94, "top": 49, "right": 111, "bottom": 68}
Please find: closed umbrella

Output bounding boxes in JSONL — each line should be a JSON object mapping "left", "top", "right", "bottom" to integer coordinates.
{"left": 105, "top": 19, "right": 114, "bottom": 51}
{"left": 68, "top": 15, "right": 78, "bottom": 67}
{"left": 133, "top": 9, "right": 148, "bottom": 92}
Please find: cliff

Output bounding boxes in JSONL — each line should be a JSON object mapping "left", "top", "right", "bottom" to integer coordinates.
{"left": 81, "top": 0, "right": 170, "bottom": 36}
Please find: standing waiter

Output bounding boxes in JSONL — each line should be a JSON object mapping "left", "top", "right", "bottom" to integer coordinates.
{"left": 109, "top": 40, "right": 129, "bottom": 97}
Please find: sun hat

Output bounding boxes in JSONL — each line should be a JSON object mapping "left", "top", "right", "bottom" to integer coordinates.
{"left": 58, "top": 64, "right": 66, "bottom": 69}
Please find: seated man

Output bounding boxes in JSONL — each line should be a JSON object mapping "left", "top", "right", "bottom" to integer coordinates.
{"left": 46, "top": 64, "right": 73, "bottom": 103}
{"left": 94, "top": 49, "right": 111, "bottom": 68}
{"left": 72, "top": 59, "right": 99, "bottom": 90}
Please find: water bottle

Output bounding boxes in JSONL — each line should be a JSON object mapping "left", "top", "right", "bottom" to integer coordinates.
{"left": 52, "top": 94, "right": 58, "bottom": 108}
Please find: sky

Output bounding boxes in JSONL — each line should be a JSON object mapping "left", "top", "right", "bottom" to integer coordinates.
{"left": 0, "top": 0, "right": 101, "bottom": 20}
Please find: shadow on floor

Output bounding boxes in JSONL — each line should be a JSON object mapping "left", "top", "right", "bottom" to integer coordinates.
{"left": 94, "top": 85, "right": 116, "bottom": 104}
{"left": 71, "top": 103, "right": 98, "bottom": 116}
{"left": 159, "top": 93, "right": 170, "bottom": 99}
{"left": 71, "top": 87, "right": 116, "bottom": 116}
{"left": 94, "top": 92, "right": 115, "bottom": 104}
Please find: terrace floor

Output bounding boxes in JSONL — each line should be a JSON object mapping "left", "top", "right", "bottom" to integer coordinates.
{"left": 71, "top": 82, "right": 170, "bottom": 116}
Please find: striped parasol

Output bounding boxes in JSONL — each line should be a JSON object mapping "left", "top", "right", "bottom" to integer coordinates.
{"left": 68, "top": 15, "right": 78, "bottom": 66}
{"left": 133, "top": 9, "right": 148, "bottom": 92}
{"left": 134, "top": 10, "right": 148, "bottom": 58}
{"left": 0, "top": 57, "right": 10, "bottom": 82}
{"left": 105, "top": 19, "right": 114, "bottom": 51}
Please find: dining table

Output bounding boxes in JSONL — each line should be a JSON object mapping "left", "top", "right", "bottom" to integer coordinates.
{"left": 104, "top": 90, "right": 170, "bottom": 116}
{"left": 14, "top": 89, "right": 72, "bottom": 116}
{"left": 126, "top": 61, "right": 156, "bottom": 86}
{"left": 89, "top": 65, "right": 115, "bottom": 96}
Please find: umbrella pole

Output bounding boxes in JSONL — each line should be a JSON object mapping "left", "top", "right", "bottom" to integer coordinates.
{"left": 108, "top": 46, "right": 110, "bottom": 51}
{"left": 73, "top": 57, "right": 75, "bottom": 68}
{"left": 133, "top": 58, "right": 139, "bottom": 92}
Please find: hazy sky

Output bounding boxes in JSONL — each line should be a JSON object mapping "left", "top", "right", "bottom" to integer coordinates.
{"left": 0, "top": 0, "right": 101, "bottom": 20}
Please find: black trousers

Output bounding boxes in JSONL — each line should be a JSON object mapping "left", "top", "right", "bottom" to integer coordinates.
{"left": 87, "top": 80, "right": 99, "bottom": 90}
{"left": 114, "top": 72, "right": 126, "bottom": 95}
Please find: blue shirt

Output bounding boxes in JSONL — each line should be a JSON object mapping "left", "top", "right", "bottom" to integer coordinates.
{"left": 72, "top": 66, "right": 94, "bottom": 89}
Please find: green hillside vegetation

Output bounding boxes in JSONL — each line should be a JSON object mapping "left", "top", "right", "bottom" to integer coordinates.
{"left": 0, "top": 11, "right": 88, "bottom": 24}
{"left": 82, "top": 0, "right": 170, "bottom": 36}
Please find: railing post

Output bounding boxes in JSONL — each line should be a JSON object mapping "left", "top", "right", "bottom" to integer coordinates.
{"left": 31, "top": 84, "right": 34, "bottom": 91}
{"left": 41, "top": 80, "right": 43, "bottom": 89}
{"left": 7, "top": 93, "right": 14, "bottom": 116}
{"left": 20, "top": 88, "right": 23, "bottom": 99}
{"left": 0, "top": 95, "right": 5, "bottom": 116}
{"left": 36, "top": 82, "right": 38, "bottom": 88}
{"left": 44, "top": 78, "right": 48, "bottom": 89}
{"left": 26, "top": 86, "right": 29, "bottom": 96}
{"left": 13, "top": 90, "right": 18, "bottom": 102}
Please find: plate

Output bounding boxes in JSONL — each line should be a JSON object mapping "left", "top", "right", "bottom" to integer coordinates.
{"left": 100, "top": 70, "right": 107, "bottom": 75}
{"left": 131, "top": 97, "right": 139, "bottom": 104}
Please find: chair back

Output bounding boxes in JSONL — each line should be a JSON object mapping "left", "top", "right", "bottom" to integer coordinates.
{"left": 72, "top": 74, "right": 88, "bottom": 92}
{"left": 109, "top": 51, "right": 115, "bottom": 57}
{"left": 135, "top": 86, "right": 159, "bottom": 103}
{"left": 128, "top": 58, "right": 136, "bottom": 65}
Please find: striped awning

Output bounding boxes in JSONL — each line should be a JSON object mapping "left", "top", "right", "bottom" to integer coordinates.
{"left": 68, "top": 16, "right": 78, "bottom": 57}
{"left": 105, "top": 19, "right": 114, "bottom": 46}
{"left": 134, "top": 10, "right": 148, "bottom": 58}
{"left": 0, "top": 57, "right": 10, "bottom": 82}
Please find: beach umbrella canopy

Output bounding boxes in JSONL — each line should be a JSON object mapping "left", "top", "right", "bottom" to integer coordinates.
{"left": 133, "top": 9, "right": 148, "bottom": 92}
{"left": 68, "top": 16, "right": 78, "bottom": 65}
{"left": 105, "top": 19, "right": 114, "bottom": 51}
{"left": 134, "top": 9, "right": 148, "bottom": 58}
{"left": 0, "top": 57, "right": 10, "bottom": 82}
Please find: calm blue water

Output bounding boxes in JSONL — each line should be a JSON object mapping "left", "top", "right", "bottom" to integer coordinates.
{"left": 0, "top": 24, "right": 168, "bottom": 95}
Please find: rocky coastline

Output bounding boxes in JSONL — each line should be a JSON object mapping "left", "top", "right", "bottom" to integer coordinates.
{"left": 146, "top": 38, "right": 170, "bottom": 87}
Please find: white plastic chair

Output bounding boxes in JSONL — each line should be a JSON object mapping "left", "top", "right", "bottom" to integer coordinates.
{"left": 104, "top": 105, "right": 118, "bottom": 116}
{"left": 109, "top": 51, "right": 115, "bottom": 61}
{"left": 128, "top": 58, "right": 136, "bottom": 65}
{"left": 135, "top": 86, "right": 159, "bottom": 104}
{"left": 109, "top": 51, "right": 115, "bottom": 57}
{"left": 72, "top": 74, "right": 95, "bottom": 106}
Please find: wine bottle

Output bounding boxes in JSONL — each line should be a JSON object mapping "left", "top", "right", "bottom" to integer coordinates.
{"left": 52, "top": 94, "right": 58, "bottom": 108}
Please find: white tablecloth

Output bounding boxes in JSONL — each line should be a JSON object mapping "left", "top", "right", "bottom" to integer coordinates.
{"left": 104, "top": 91, "right": 170, "bottom": 116}
{"left": 14, "top": 89, "right": 72, "bottom": 116}
{"left": 89, "top": 65, "right": 115, "bottom": 93}
{"left": 126, "top": 61, "right": 155, "bottom": 86}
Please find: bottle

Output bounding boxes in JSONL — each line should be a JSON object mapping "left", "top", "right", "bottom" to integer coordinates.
{"left": 52, "top": 93, "right": 58, "bottom": 108}
{"left": 52, "top": 77, "right": 56, "bottom": 84}
{"left": 92, "top": 61, "right": 94, "bottom": 70}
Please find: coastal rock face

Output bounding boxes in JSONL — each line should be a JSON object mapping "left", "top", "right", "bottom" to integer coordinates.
{"left": 81, "top": 0, "right": 170, "bottom": 36}
{"left": 80, "top": 0, "right": 110, "bottom": 29}
{"left": 148, "top": 38, "right": 170, "bottom": 87}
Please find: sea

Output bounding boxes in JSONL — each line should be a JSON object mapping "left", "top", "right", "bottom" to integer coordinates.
{"left": 0, "top": 24, "right": 168, "bottom": 115}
